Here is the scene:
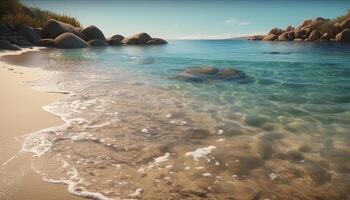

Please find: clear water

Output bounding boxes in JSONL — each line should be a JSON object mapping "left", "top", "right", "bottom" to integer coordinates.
{"left": 21, "top": 40, "right": 350, "bottom": 200}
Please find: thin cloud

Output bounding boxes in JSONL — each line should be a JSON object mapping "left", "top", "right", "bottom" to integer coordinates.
{"left": 225, "top": 19, "right": 251, "bottom": 26}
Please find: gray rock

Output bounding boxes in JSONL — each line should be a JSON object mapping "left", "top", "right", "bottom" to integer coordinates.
{"left": 36, "top": 38, "right": 55, "bottom": 47}
{"left": 88, "top": 39, "right": 108, "bottom": 47}
{"left": 42, "top": 19, "right": 84, "bottom": 39}
{"left": 308, "top": 30, "right": 321, "bottom": 41}
{"left": 107, "top": 34, "right": 124, "bottom": 45}
{"left": 336, "top": 29, "right": 350, "bottom": 42}
{"left": 147, "top": 38, "right": 167, "bottom": 45}
{"left": 107, "top": 38, "right": 122, "bottom": 46}
{"left": 0, "top": 40, "right": 21, "bottom": 50}
{"left": 81, "top": 25, "right": 106, "bottom": 41}
{"left": 54, "top": 32, "right": 89, "bottom": 49}
{"left": 110, "top": 34, "right": 124, "bottom": 41}
{"left": 15, "top": 24, "right": 40, "bottom": 44}
{"left": 262, "top": 34, "right": 277, "bottom": 41}
{"left": 121, "top": 37, "right": 139, "bottom": 45}
{"left": 175, "top": 66, "right": 247, "bottom": 83}
{"left": 278, "top": 32, "right": 290, "bottom": 41}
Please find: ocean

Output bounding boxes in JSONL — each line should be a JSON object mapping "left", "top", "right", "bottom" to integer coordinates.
{"left": 16, "top": 40, "right": 350, "bottom": 199}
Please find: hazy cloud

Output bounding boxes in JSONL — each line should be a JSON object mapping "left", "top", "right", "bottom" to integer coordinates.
{"left": 225, "top": 19, "right": 251, "bottom": 26}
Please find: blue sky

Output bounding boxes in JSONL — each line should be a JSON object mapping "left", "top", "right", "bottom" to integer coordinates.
{"left": 23, "top": 0, "right": 350, "bottom": 39}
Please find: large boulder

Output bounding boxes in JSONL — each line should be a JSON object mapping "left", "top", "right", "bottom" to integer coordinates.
{"left": 0, "top": 40, "right": 21, "bottom": 50}
{"left": 122, "top": 32, "right": 152, "bottom": 45}
{"left": 7, "top": 35, "right": 32, "bottom": 46}
{"left": 54, "top": 32, "right": 89, "bottom": 49}
{"left": 288, "top": 31, "right": 295, "bottom": 40}
{"left": 294, "top": 29, "right": 307, "bottom": 39}
{"left": 88, "top": 39, "right": 108, "bottom": 47}
{"left": 121, "top": 37, "right": 139, "bottom": 45}
{"left": 107, "top": 34, "right": 124, "bottom": 45}
{"left": 81, "top": 25, "right": 106, "bottom": 41}
{"left": 147, "top": 38, "right": 167, "bottom": 45}
{"left": 262, "top": 34, "right": 277, "bottom": 41}
{"left": 336, "top": 29, "right": 350, "bottom": 42}
{"left": 15, "top": 24, "right": 40, "bottom": 44}
{"left": 320, "top": 32, "right": 331, "bottom": 40}
{"left": 175, "top": 66, "right": 247, "bottom": 83}
{"left": 36, "top": 39, "right": 55, "bottom": 47}
{"left": 42, "top": 19, "right": 84, "bottom": 39}
{"left": 308, "top": 30, "right": 321, "bottom": 41}
{"left": 278, "top": 32, "right": 289, "bottom": 41}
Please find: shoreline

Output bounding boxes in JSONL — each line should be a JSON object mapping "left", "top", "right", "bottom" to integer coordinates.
{"left": 0, "top": 49, "right": 85, "bottom": 200}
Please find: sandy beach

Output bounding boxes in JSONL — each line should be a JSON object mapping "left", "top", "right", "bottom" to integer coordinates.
{"left": 0, "top": 50, "right": 84, "bottom": 200}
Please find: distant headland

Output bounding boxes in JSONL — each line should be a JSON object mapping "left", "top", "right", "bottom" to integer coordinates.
{"left": 0, "top": 0, "right": 167, "bottom": 50}
{"left": 248, "top": 10, "right": 350, "bottom": 42}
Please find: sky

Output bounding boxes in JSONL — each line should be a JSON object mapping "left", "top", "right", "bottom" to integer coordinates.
{"left": 23, "top": 0, "right": 350, "bottom": 39}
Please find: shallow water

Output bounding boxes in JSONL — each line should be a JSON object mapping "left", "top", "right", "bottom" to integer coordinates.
{"left": 14, "top": 40, "right": 350, "bottom": 199}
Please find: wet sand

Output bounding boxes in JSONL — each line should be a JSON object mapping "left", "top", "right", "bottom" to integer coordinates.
{"left": 0, "top": 51, "right": 84, "bottom": 200}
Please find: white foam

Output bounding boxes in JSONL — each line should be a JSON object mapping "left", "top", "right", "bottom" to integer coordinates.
{"left": 185, "top": 146, "right": 216, "bottom": 162}
{"left": 217, "top": 130, "right": 224, "bottom": 135}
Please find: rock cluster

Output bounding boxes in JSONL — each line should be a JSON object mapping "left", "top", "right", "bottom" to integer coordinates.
{"left": 249, "top": 17, "right": 350, "bottom": 42}
{"left": 1, "top": 18, "right": 167, "bottom": 50}
{"left": 175, "top": 66, "right": 249, "bottom": 83}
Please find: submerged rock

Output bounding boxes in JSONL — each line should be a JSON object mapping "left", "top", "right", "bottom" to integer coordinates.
{"left": 54, "top": 32, "right": 89, "bottom": 49}
{"left": 175, "top": 66, "right": 248, "bottom": 83}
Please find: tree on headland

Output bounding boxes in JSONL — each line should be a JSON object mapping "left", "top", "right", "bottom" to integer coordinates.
{"left": 0, "top": 0, "right": 81, "bottom": 27}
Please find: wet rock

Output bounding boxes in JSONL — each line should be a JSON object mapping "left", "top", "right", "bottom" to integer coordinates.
{"left": 107, "top": 34, "right": 124, "bottom": 46}
{"left": 54, "top": 32, "right": 89, "bottom": 49}
{"left": 0, "top": 40, "right": 21, "bottom": 50}
{"left": 88, "top": 39, "right": 108, "bottom": 47}
{"left": 293, "top": 38, "right": 304, "bottom": 42}
{"left": 42, "top": 19, "right": 84, "bottom": 39}
{"left": 320, "top": 32, "right": 331, "bottom": 40}
{"left": 121, "top": 37, "right": 139, "bottom": 45}
{"left": 308, "top": 30, "right": 321, "bottom": 41}
{"left": 288, "top": 31, "right": 295, "bottom": 40}
{"left": 15, "top": 24, "right": 40, "bottom": 44}
{"left": 336, "top": 29, "right": 350, "bottom": 42}
{"left": 278, "top": 32, "right": 290, "bottom": 41}
{"left": 304, "top": 163, "right": 331, "bottom": 185}
{"left": 175, "top": 66, "right": 247, "bottom": 83}
{"left": 147, "top": 38, "right": 167, "bottom": 45}
{"left": 36, "top": 38, "right": 55, "bottom": 47}
{"left": 81, "top": 25, "right": 106, "bottom": 41}
{"left": 262, "top": 34, "right": 277, "bottom": 41}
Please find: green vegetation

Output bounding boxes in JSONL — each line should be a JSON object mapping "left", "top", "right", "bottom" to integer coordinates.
{"left": 333, "top": 9, "right": 350, "bottom": 24}
{"left": 0, "top": 0, "right": 81, "bottom": 27}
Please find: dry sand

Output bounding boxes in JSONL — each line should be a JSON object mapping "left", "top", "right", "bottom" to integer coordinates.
{"left": 0, "top": 50, "right": 84, "bottom": 200}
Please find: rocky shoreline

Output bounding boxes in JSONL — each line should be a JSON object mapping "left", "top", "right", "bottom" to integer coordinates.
{"left": 248, "top": 17, "right": 350, "bottom": 42}
{"left": 0, "top": 19, "right": 167, "bottom": 50}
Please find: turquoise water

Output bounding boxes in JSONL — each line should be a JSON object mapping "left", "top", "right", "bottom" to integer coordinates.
{"left": 22, "top": 40, "right": 350, "bottom": 200}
